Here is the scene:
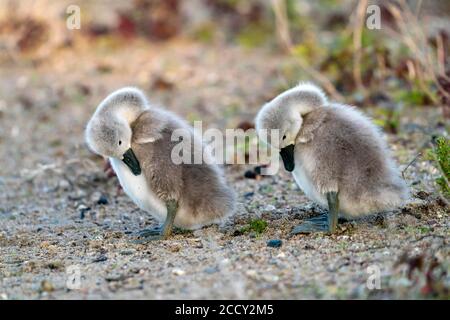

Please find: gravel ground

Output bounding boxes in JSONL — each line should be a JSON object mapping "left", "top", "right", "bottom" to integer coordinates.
{"left": 0, "top": 41, "right": 448, "bottom": 299}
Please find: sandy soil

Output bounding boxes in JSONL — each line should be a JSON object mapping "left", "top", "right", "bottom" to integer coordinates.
{"left": 0, "top": 40, "right": 448, "bottom": 299}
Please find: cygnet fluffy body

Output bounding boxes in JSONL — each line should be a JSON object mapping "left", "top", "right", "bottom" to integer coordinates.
{"left": 256, "top": 83, "right": 409, "bottom": 234}
{"left": 86, "top": 87, "right": 235, "bottom": 240}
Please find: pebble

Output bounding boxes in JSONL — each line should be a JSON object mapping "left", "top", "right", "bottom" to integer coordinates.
{"left": 69, "top": 189, "right": 86, "bottom": 201}
{"left": 189, "top": 239, "right": 203, "bottom": 249}
{"left": 261, "top": 274, "right": 279, "bottom": 282}
{"left": 97, "top": 194, "right": 109, "bottom": 205}
{"left": 172, "top": 268, "right": 185, "bottom": 276}
{"left": 264, "top": 204, "right": 276, "bottom": 212}
{"left": 244, "top": 192, "right": 254, "bottom": 199}
{"left": 40, "top": 280, "right": 54, "bottom": 292}
{"left": 414, "top": 190, "right": 429, "bottom": 200}
{"left": 168, "top": 244, "right": 181, "bottom": 253}
{"left": 105, "top": 274, "right": 126, "bottom": 282}
{"left": 204, "top": 266, "right": 219, "bottom": 274}
{"left": 120, "top": 249, "right": 136, "bottom": 256}
{"left": 267, "top": 239, "right": 282, "bottom": 248}
{"left": 245, "top": 270, "right": 257, "bottom": 278}
{"left": 219, "top": 258, "right": 230, "bottom": 266}
{"left": 58, "top": 179, "right": 70, "bottom": 190}
{"left": 77, "top": 204, "right": 91, "bottom": 219}
{"left": 92, "top": 255, "right": 108, "bottom": 263}
{"left": 47, "top": 261, "right": 63, "bottom": 270}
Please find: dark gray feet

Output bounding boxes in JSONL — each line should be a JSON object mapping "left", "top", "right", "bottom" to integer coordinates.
{"left": 291, "top": 214, "right": 330, "bottom": 234}
{"left": 131, "top": 200, "right": 178, "bottom": 243}
{"left": 291, "top": 191, "right": 339, "bottom": 235}
{"left": 133, "top": 226, "right": 164, "bottom": 243}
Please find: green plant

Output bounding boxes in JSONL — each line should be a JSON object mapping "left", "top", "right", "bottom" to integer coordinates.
{"left": 239, "top": 218, "right": 268, "bottom": 235}
{"left": 373, "top": 108, "right": 400, "bottom": 134}
{"left": 427, "top": 137, "right": 450, "bottom": 198}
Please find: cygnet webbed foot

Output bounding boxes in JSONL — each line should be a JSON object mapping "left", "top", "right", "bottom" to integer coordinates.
{"left": 132, "top": 200, "right": 178, "bottom": 243}
{"left": 292, "top": 192, "right": 339, "bottom": 234}
{"left": 135, "top": 226, "right": 162, "bottom": 238}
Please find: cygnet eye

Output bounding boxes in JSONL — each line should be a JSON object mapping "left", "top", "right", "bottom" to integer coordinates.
{"left": 282, "top": 135, "right": 286, "bottom": 140}
{"left": 119, "top": 140, "right": 122, "bottom": 146}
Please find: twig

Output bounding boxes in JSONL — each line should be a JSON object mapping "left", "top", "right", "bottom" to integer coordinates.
{"left": 271, "top": 0, "right": 292, "bottom": 51}
{"left": 20, "top": 158, "right": 98, "bottom": 182}
{"left": 410, "top": 234, "right": 446, "bottom": 245}
{"left": 271, "top": 0, "right": 345, "bottom": 102}
{"left": 436, "top": 34, "right": 446, "bottom": 77}
{"left": 352, "top": 0, "right": 367, "bottom": 93}
{"left": 387, "top": 1, "right": 450, "bottom": 101}
{"left": 414, "top": 0, "right": 423, "bottom": 17}
{"left": 402, "top": 152, "right": 422, "bottom": 180}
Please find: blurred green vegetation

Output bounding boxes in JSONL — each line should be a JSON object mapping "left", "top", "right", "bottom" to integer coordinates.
{"left": 427, "top": 137, "right": 450, "bottom": 198}
{"left": 239, "top": 218, "right": 268, "bottom": 235}
{"left": 1, "top": 0, "right": 448, "bottom": 137}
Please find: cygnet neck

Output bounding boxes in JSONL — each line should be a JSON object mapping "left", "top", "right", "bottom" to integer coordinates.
{"left": 100, "top": 102, "right": 145, "bottom": 126}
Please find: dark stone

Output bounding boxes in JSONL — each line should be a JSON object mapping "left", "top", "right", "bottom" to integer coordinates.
{"left": 267, "top": 239, "right": 282, "bottom": 248}
{"left": 415, "top": 190, "right": 430, "bottom": 200}
{"left": 79, "top": 206, "right": 91, "bottom": 219}
{"left": 244, "top": 192, "right": 254, "bottom": 199}
{"left": 92, "top": 255, "right": 108, "bottom": 263}
{"left": 97, "top": 195, "right": 108, "bottom": 205}
{"left": 244, "top": 170, "right": 257, "bottom": 179}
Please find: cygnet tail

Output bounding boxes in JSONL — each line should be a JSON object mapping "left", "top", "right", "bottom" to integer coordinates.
{"left": 371, "top": 180, "right": 410, "bottom": 213}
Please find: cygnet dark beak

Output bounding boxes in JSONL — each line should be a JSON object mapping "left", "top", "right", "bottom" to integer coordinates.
{"left": 122, "top": 148, "right": 141, "bottom": 175}
{"left": 280, "top": 144, "right": 295, "bottom": 172}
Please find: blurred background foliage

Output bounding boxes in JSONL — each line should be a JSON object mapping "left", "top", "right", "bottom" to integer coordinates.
{"left": 1, "top": 0, "right": 449, "bottom": 110}
{"left": 0, "top": 0, "right": 449, "bottom": 195}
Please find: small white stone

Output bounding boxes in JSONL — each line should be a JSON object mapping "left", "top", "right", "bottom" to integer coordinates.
{"left": 59, "top": 179, "right": 71, "bottom": 190}
{"left": 262, "top": 274, "right": 279, "bottom": 282}
{"left": 246, "top": 270, "right": 257, "bottom": 278}
{"left": 220, "top": 258, "right": 230, "bottom": 266}
{"left": 172, "top": 268, "right": 185, "bottom": 276}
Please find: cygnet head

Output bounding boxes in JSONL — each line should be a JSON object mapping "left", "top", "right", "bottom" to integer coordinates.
{"left": 255, "top": 82, "right": 327, "bottom": 172}
{"left": 85, "top": 87, "right": 148, "bottom": 175}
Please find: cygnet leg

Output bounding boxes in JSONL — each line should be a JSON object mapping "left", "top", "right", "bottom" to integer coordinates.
{"left": 133, "top": 200, "right": 178, "bottom": 243}
{"left": 291, "top": 192, "right": 339, "bottom": 234}
{"left": 326, "top": 191, "right": 339, "bottom": 233}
